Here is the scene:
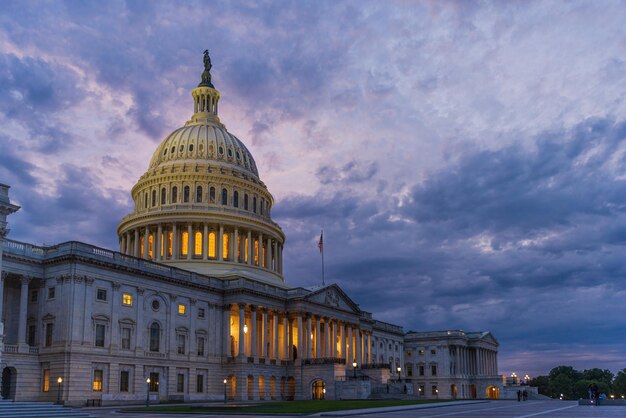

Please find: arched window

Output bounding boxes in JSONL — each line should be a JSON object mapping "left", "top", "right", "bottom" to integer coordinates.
{"left": 209, "top": 187, "right": 216, "bottom": 203}
{"left": 149, "top": 322, "right": 160, "bottom": 352}
{"left": 144, "top": 193, "right": 148, "bottom": 208}
{"left": 172, "top": 186, "right": 178, "bottom": 203}
{"left": 223, "top": 233, "right": 229, "bottom": 259}
{"left": 161, "top": 188, "right": 166, "bottom": 205}
{"left": 208, "top": 232, "right": 216, "bottom": 258}
{"left": 184, "top": 186, "right": 190, "bottom": 203}
{"left": 253, "top": 197, "right": 257, "bottom": 213}
{"left": 194, "top": 231, "right": 202, "bottom": 256}
{"left": 196, "top": 186, "right": 202, "bottom": 203}
{"left": 254, "top": 239, "right": 259, "bottom": 265}
{"left": 260, "top": 198, "right": 264, "bottom": 215}
{"left": 244, "top": 194, "right": 249, "bottom": 210}
{"left": 221, "top": 188, "right": 228, "bottom": 205}
{"left": 151, "top": 190, "right": 156, "bottom": 207}
{"left": 233, "top": 191, "right": 239, "bottom": 208}
{"left": 181, "top": 231, "right": 188, "bottom": 256}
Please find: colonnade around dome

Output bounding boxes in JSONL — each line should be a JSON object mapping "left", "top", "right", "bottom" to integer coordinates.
{"left": 119, "top": 222, "right": 283, "bottom": 277}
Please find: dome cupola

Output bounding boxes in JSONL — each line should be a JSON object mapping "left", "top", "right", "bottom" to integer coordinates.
{"left": 117, "top": 51, "right": 285, "bottom": 285}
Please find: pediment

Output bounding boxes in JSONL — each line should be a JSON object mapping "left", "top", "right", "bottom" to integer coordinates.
{"left": 303, "top": 284, "right": 360, "bottom": 313}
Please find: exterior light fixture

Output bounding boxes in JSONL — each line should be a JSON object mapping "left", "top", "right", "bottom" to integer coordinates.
{"left": 243, "top": 323, "right": 248, "bottom": 334}
{"left": 56, "top": 377, "right": 63, "bottom": 405}
{"left": 352, "top": 361, "right": 357, "bottom": 378}
{"left": 223, "top": 378, "right": 228, "bottom": 403}
{"left": 146, "top": 378, "right": 151, "bottom": 407}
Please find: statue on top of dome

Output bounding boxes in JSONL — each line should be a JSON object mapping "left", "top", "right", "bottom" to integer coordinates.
{"left": 199, "top": 49, "right": 214, "bottom": 88}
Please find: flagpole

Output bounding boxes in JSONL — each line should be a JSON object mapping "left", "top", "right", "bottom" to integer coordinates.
{"left": 320, "top": 230, "right": 325, "bottom": 286}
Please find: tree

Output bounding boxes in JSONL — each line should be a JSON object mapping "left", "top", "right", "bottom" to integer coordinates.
{"left": 582, "top": 368, "right": 614, "bottom": 387}
{"left": 613, "top": 369, "right": 626, "bottom": 396}
{"left": 529, "top": 375, "right": 551, "bottom": 396}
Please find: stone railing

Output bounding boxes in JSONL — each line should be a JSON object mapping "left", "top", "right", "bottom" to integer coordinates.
{"left": 361, "top": 363, "right": 390, "bottom": 370}
{"left": 303, "top": 357, "right": 346, "bottom": 365}
{"left": 3, "top": 344, "right": 18, "bottom": 353}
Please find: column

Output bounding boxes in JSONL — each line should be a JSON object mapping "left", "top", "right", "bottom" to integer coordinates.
{"left": 265, "top": 237, "right": 271, "bottom": 268}
{"left": 247, "top": 230, "right": 253, "bottom": 265}
{"left": 261, "top": 309, "right": 268, "bottom": 358}
{"left": 297, "top": 314, "right": 303, "bottom": 360}
{"left": 278, "top": 244, "right": 283, "bottom": 273}
{"left": 346, "top": 326, "right": 352, "bottom": 364}
{"left": 218, "top": 224, "right": 224, "bottom": 260}
{"left": 250, "top": 306, "right": 257, "bottom": 358}
{"left": 124, "top": 232, "right": 131, "bottom": 254}
{"left": 258, "top": 232, "right": 263, "bottom": 267}
{"left": 155, "top": 224, "right": 162, "bottom": 261}
{"left": 367, "top": 331, "right": 371, "bottom": 364}
{"left": 331, "top": 320, "right": 337, "bottom": 358}
{"left": 273, "top": 313, "right": 279, "bottom": 359}
{"left": 136, "top": 288, "right": 144, "bottom": 350}
{"left": 143, "top": 226, "right": 150, "bottom": 259}
{"left": 238, "top": 304, "right": 245, "bottom": 356}
{"left": 223, "top": 305, "right": 231, "bottom": 356}
{"left": 203, "top": 223, "right": 209, "bottom": 260}
{"left": 314, "top": 316, "right": 321, "bottom": 358}
{"left": 306, "top": 315, "right": 313, "bottom": 359}
{"left": 17, "top": 276, "right": 30, "bottom": 345}
{"left": 340, "top": 322, "right": 346, "bottom": 360}
{"left": 234, "top": 227, "right": 239, "bottom": 262}
{"left": 273, "top": 240, "right": 278, "bottom": 271}
{"left": 0, "top": 272, "right": 6, "bottom": 325}
{"left": 133, "top": 228, "right": 140, "bottom": 257}
{"left": 354, "top": 327, "right": 363, "bottom": 366}
{"left": 324, "top": 318, "right": 331, "bottom": 358}
{"left": 120, "top": 235, "right": 125, "bottom": 253}
{"left": 282, "top": 315, "right": 289, "bottom": 360}
{"left": 187, "top": 224, "right": 193, "bottom": 260}
{"left": 172, "top": 223, "right": 178, "bottom": 259}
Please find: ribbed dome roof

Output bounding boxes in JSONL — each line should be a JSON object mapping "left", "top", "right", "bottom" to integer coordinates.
{"left": 149, "top": 123, "right": 259, "bottom": 177}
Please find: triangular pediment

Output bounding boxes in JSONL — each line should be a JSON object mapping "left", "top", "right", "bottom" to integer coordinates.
{"left": 303, "top": 284, "right": 360, "bottom": 313}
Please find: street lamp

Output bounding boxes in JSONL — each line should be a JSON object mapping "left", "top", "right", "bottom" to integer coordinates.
{"left": 352, "top": 361, "right": 357, "bottom": 379}
{"left": 56, "top": 377, "right": 63, "bottom": 405}
{"left": 146, "top": 378, "right": 151, "bottom": 407}
{"left": 243, "top": 323, "right": 248, "bottom": 334}
{"left": 223, "top": 378, "right": 228, "bottom": 403}
{"left": 397, "top": 366, "right": 401, "bottom": 382}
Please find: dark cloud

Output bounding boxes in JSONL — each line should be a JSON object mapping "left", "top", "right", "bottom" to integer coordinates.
{"left": 316, "top": 160, "right": 379, "bottom": 185}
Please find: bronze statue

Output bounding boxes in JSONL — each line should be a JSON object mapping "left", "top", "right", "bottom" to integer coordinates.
{"left": 199, "top": 49, "right": 214, "bottom": 88}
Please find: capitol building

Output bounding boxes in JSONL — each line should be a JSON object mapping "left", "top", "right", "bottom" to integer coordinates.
{"left": 0, "top": 54, "right": 501, "bottom": 405}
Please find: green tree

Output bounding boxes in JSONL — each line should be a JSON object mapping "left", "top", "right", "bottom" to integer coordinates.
{"left": 613, "top": 369, "right": 626, "bottom": 396}
{"left": 582, "top": 368, "right": 614, "bottom": 387}
{"left": 529, "top": 375, "right": 551, "bottom": 396}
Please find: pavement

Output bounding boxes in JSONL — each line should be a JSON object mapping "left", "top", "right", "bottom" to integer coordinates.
{"left": 82, "top": 400, "right": 626, "bottom": 418}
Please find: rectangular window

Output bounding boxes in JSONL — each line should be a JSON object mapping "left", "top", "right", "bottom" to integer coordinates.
{"left": 181, "top": 231, "right": 188, "bottom": 256}
{"left": 177, "top": 373, "right": 184, "bottom": 393}
{"left": 431, "top": 365, "right": 437, "bottom": 376}
{"left": 120, "top": 371, "right": 129, "bottom": 392}
{"left": 167, "top": 231, "right": 173, "bottom": 257}
{"left": 42, "top": 369, "right": 50, "bottom": 392}
{"left": 432, "top": 385, "right": 438, "bottom": 396}
{"left": 430, "top": 349, "right": 436, "bottom": 355}
{"left": 194, "top": 231, "right": 202, "bottom": 256}
{"left": 31, "top": 290, "right": 38, "bottom": 302}
{"left": 197, "top": 337, "right": 205, "bottom": 356}
{"left": 28, "top": 325, "right": 36, "bottom": 346}
{"left": 222, "top": 233, "right": 229, "bottom": 259}
{"left": 48, "top": 287, "right": 55, "bottom": 299}
{"left": 196, "top": 374, "right": 204, "bottom": 393}
{"left": 122, "top": 293, "right": 133, "bottom": 306}
{"left": 198, "top": 308, "right": 205, "bottom": 319}
{"left": 121, "top": 327, "right": 131, "bottom": 350}
{"left": 254, "top": 239, "right": 259, "bottom": 265}
{"left": 45, "top": 323, "right": 54, "bottom": 347}
{"left": 419, "top": 365, "right": 424, "bottom": 376}
{"left": 149, "top": 373, "right": 159, "bottom": 392}
{"left": 95, "top": 324, "right": 106, "bottom": 347}
{"left": 177, "top": 334, "right": 186, "bottom": 354}
{"left": 178, "top": 304, "right": 186, "bottom": 315}
{"left": 208, "top": 232, "right": 216, "bottom": 258}
{"left": 96, "top": 289, "right": 107, "bottom": 301}
{"left": 93, "top": 370, "right": 103, "bottom": 391}
{"left": 407, "top": 364, "right": 413, "bottom": 377}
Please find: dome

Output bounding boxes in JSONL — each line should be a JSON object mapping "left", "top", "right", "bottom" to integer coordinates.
{"left": 149, "top": 124, "right": 259, "bottom": 177}
{"left": 117, "top": 52, "right": 285, "bottom": 286}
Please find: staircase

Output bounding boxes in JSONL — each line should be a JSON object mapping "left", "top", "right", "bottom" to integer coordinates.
{"left": 0, "top": 401, "right": 94, "bottom": 417}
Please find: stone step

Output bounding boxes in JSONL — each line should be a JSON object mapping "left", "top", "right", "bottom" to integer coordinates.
{"left": 0, "top": 402, "right": 93, "bottom": 417}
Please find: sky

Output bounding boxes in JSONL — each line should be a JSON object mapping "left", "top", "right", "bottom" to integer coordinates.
{"left": 1, "top": 0, "right": 626, "bottom": 378}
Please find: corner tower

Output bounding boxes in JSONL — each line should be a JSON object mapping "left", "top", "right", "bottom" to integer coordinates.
{"left": 117, "top": 51, "right": 285, "bottom": 285}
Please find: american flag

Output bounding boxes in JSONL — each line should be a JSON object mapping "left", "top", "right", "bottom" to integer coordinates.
{"left": 318, "top": 231, "right": 323, "bottom": 254}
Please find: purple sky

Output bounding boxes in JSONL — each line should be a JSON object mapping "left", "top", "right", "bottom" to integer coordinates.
{"left": 2, "top": 1, "right": 626, "bottom": 378}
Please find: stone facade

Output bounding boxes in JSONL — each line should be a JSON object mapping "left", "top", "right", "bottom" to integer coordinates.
{"left": 0, "top": 55, "right": 501, "bottom": 405}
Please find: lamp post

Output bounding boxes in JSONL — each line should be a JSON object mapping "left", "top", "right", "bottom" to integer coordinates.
{"left": 223, "top": 378, "right": 228, "bottom": 403}
{"left": 397, "top": 366, "right": 401, "bottom": 382}
{"left": 56, "top": 377, "right": 63, "bottom": 405}
{"left": 146, "top": 378, "right": 151, "bottom": 407}
{"left": 352, "top": 361, "right": 357, "bottom": 379}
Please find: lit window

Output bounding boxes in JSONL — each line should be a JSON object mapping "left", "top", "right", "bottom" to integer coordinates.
{"left": 93, "top": 370, "right": 103, "bottom": 391}
{"left": 148, "top": 234, "right": 154, "bottom": 259}
{"left": 261, "top": 244, "right": 266, "bottom": 267}
{"left": 167, "top": 231, "right": 173, "bottom": 257}
{"left": 254, "top": 239, "right": 259, "bottom": 265}
{"left": 42, "top": 369, "right": 50, "bottom": 392}
{"left": 244, "top": 237, "right": 249, "bottom": 262}
{"left": 178, "top": 304, "right": 186, "bottom": 315}
{"left": 139, "top": 235, "right": 144, "bottom": 258}
{"left": 160, "top": 231, "right": 165, "bottom": 257}
{"left": 237, "top": 236, "right": 241, "bottom": 261}
{"left": 194, "top": 231, "right": 202, "bottom": 256}
{"left": 122, "top": 293, "right": 133, "bottom": 306}
{"left": 208, "top": 232, "right": 216, "bottom": 258}
{"left": 181, "top": 231, "right": 188, "bottom": 256}
{"left": 223, "top": 233, "right": 229, "bottom": 259}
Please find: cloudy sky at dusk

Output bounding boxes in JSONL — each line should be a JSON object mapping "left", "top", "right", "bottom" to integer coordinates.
{"left": 2, "top": 1, "right": 626, "bottom": 378}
